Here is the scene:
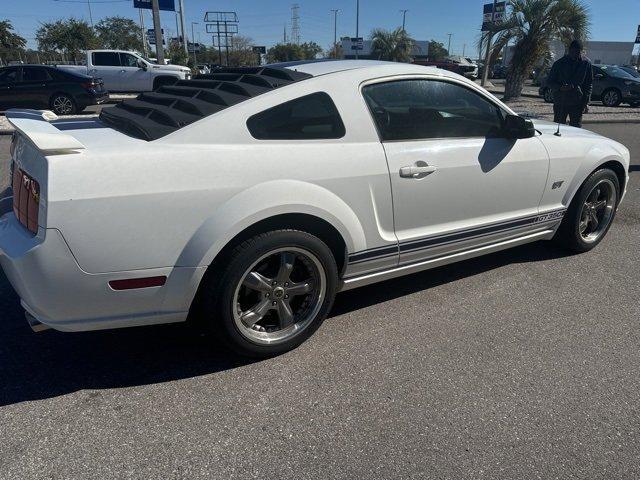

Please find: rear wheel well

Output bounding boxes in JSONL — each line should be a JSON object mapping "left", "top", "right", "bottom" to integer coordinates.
{"left": 188, "top": 214, "right": 348, "bottom": 324}
{"left": 211, "top": 213, "right": 348, "bottom": 277}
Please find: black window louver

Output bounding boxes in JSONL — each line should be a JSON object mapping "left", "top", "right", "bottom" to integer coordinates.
{"left": 99, "top": 66, "right": 313, "bottom": 141}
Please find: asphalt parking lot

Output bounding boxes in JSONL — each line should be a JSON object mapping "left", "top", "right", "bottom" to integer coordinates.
{"left": 1, "top": 124, "right": 639, "bottom": 479}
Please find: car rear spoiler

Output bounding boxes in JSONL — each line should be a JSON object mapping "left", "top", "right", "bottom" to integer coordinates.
{"left": 5, "top": 109, "right": 85, "bottom": 154}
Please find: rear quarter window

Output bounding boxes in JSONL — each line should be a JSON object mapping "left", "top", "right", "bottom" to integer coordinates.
{"left": 247, "top": 92, "right": 346, "bottom": 140}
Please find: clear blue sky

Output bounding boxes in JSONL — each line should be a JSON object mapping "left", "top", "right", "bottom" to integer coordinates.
{"left": 6, "top": 0, "right": 640, "bottom": 56}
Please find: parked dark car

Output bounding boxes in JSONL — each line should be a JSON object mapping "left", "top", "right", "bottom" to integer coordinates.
{"left": 0, "top": 65, "right": 108, "bottom": 115}
{"left": 539, "top": 64, "right": 640, "bottom": 107}
{"left": 618, "top": 65, "right": 640, "bottom": 79}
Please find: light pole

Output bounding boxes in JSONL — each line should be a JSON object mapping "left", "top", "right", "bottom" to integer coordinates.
{"left": 151, "top": 0, "right": 164, "bottom": 64}
{"left": 400, "top": 9, "right": 408, "bottom": 31}
{"left": 331, "top": 9, "right": 340, "bottom": 57}
{"left": 191, "top": 22, "right": 198, "bottom": 67}
{"left": 355, "top": 0, "right": 360, "bottom": 60}
{"left": 447, "top": 33, "right": 452, "bottom": 55}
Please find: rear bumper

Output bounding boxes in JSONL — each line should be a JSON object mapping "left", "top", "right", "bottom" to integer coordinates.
{"left": 0, "top": 212, "right": 205, "bottom": 332}
{"left": 77, "top": 91, "right": 109, "bottom": 107}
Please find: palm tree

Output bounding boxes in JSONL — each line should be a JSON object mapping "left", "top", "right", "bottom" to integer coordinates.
{"left": 370, "top": 27, "right": 414, "bottom": 62}
{"left": 483, "top": 0, "right": 589, "bottom": 100}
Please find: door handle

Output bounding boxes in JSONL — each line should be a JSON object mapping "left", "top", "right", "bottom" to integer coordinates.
{"left": 399, "top": 162, "right": 437, "bottom": 178}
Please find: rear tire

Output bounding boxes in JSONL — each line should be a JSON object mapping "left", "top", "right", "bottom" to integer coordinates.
{"left": 543, "top": 88, "right": 554, "bottom": 103}
{"left": 50, "top": 93, "right": 77, "bottom": 115}
{"left": 199, "top": 230, "right": 338, "bottom": 358}
{"left": 601, "top": 88, "right": 622, "bottom": 107}
{"left": 553, "top": 169, "right": 619, "bottom": 253}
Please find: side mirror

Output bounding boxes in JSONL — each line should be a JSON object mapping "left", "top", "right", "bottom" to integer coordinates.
{"left": 503, "top": 114, "right": 536, "bottom": 139}
{"left": 138, "top": 60, "right": 148, "bottom": 71}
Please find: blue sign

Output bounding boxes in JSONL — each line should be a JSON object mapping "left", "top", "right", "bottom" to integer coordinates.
{"left": 134, "top": 0, "right": 175, "bottom": 12}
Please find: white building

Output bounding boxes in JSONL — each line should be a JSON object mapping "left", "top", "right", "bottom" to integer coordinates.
{"left": 506, "top": 39, "right": 636, "bottom": 66}
{"left": 340, "top": 38, "right": 430, "bottom": 60}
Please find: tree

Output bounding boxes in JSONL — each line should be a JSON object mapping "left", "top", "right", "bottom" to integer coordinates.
{"left": 0, "top": 20, "right": 26, "bottom": 63}
{"left": 370, "top": 27, "right": 414, "bottom": 62}
{"left": 485, "top": 0, "right": 589, "bottom": 100}
{"left": 299, "top": 42, "right": 323, "bottom": 59}
{"left": 427, "top": 40, "right": 448, "bottom": 61}
{"left": 327, "top": 42, "right": 343, "bottom": 59}
{"left": 227, "top": 35, "right": 258, "bottom": 66}
{"left": 95, "top": 16, "right": 143, "bottom": 51}
{"left": 266, "top": 42, "right": 322, "bottom": 63}
{"left": 167, "top": 39, "right": 188, "bottom": 66}
{"left": 36, "top": 18, "right": 99, "bottom": 63}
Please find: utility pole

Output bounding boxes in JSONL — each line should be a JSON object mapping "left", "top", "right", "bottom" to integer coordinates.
{"left": 283, "top": 23, "right": 287, "bottom": 43}
{"left": 331, "top": 9, "right": 340, "bottom": 56}
{"left": 481, "top": 0, "right": 498, "bottom": 87}
{"left": 191, "top": 22, "right": 198, "bottom": 66}
{"left": 355, "top": 0, "right": 360, "bottom": 60}
{"left": 139, "top": 8, "right": 148, "bottom": 58}
{"left": 151, "top": 0, "right": 164, "bottom": 64}
{"left": 400, "top": 9, "right": 408, "bottom": 31}
{"left": 178, "top": 0, "right": 187, "bottom": 56}
{"left": 462, "top": 43, "right": 466, "bottom": 56}
{"left": 447, "top": 33, "right": 452, "bottom": 54}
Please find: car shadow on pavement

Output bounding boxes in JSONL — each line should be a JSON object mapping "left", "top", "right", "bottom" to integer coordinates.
{"left": 0, "top": 241, "right": 571, "bottom": 407}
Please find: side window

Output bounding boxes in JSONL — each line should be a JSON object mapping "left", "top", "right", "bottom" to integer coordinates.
{"left": 0, "top": 68, "right": 19, "bottom": 83}
{"left": 92, "top": 52, "right": 121, "bottom": 66}
{"left": 21, "top": 67, "right": 51, "bottom": 82}
{"left": 120, "top": 53, "right": 139, "bottom": 67}
{"left": 362, "top": 79, "right": 504, "bottom": 141}
{"left": 247, "top": 92, "right": 346, "bottom": 140}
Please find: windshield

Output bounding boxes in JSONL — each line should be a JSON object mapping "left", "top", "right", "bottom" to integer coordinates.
{"left": 599, "top": 65, "right": 635, "bottom": 79}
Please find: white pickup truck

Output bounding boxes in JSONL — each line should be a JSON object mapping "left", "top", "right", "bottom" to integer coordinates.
{"left": 59, "top": 50, "right": 191, "bottom": 92}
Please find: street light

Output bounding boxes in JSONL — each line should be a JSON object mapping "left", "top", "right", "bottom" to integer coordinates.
{"left": 191, "top": 22, "right": 199, "bottom": 67}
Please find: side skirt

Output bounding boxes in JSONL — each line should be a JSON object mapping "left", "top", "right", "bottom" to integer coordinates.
{"left": 339, "top": 229, "right": 555, "bottom": 292}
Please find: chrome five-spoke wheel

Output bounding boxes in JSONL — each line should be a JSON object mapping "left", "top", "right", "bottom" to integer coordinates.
{"left": 579, "top": 179, "right": 617, "bottom": 243}
{"left": 233, "top": 247, "right": 327, "bottom": 345}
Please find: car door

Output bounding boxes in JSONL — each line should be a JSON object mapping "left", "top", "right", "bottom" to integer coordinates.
{"left": 362, "top": 77, "right": 550, "bottom": 266}
{"left": 0, "top": 67, "right": 20, "bottom": 110}
{"left": 14, "top": 66, "right": 53, "bottom": 109}
{"left": 90, "top": 51, "right": 124, "bottom": 91}
{"left": 118, "top": 52, "right": 148, "bottom": 91}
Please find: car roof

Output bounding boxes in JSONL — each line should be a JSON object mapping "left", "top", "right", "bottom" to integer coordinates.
{"left": 277, "top": 59, "right": 443, "bottom": 77}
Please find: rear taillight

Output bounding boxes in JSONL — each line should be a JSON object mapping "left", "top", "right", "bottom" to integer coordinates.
{"left": 12, "top": 167, "right": 40, "bottom": 235}
{"left": 81, "top": 81, "right": 98, "bottom": 90}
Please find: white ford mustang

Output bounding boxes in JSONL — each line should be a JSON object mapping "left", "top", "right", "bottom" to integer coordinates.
{"left": 0, "top": 60, "right": 630, "bottom": 356}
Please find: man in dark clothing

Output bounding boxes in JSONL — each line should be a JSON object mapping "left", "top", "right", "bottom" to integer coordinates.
{"left": 546, "top": 40, "right": 593, "bottom": 128}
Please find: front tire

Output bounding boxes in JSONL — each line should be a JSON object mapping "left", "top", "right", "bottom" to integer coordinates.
{"left": 543, "top": 88, "right": 554, "bottom": 103}
{"left": 201, "top": 230, "right": 338, "bottom": 357}
{"left": 553, "top": 169, "right": 619, "bottom": 252}
{"left": 50, "top": 93, "right": 77, "bottom": 115}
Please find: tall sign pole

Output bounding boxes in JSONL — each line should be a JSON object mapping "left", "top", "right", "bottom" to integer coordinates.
{"left": 179, "top": 0, "right": 188, "bottom": 56}
{"left": 481, "top": 0, "right": 497, "bottom": 87}
{"left": 355, "top": 0, "right": 360, "bottom": 60}
{"left": 331, "top": 9, "right": 340, "bottom": 56}
{"left": 151, "top": 0, "right": 165, "bottom": 63}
